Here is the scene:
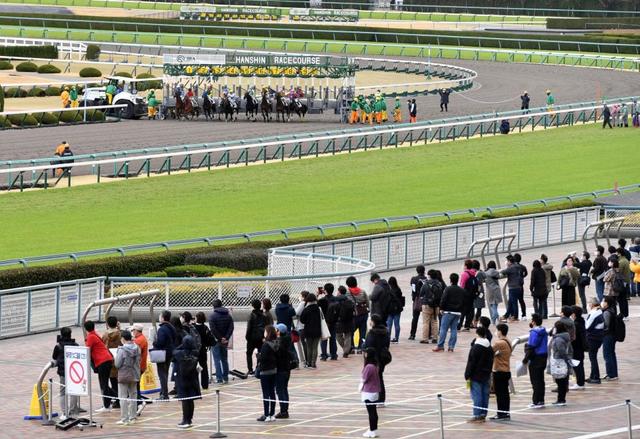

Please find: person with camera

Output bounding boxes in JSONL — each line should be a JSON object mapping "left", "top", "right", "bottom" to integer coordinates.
{"left": 209, "top": 299, "right": 234, "bottom": 384}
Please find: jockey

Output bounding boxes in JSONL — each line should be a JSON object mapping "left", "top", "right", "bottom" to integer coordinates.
{"left": 186, "top": 88, "right": 195, "bottom": 99}
{"left": 202, "top": 86, "right": 210, "bottom": 101}
{"left": 393, "top": 97, "right": 402, "bottom": 122}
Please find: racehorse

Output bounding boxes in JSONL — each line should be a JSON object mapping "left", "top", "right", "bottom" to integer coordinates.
{"left": 221, "top": 95, "right": 238, "bottom": 122}
{"left": 202, "top": 94, "right": 216, "bottom": 120}
{"left": 289, "top": 97, "right": 308, "bottom": 119}
{"left": 260, "top": 91, "right": 272, "bottom": 123}
{"left": 244, "top": 91, "right": 258, "bottom": 121}
{"left": 275, "top": 93, "right": 290, "bottom": 122}
{"left": 174, "top": 90, "right": 199, "bottom": 120}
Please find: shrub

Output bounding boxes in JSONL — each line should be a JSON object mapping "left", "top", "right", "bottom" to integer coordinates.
{"left": 184, "top": 248, "right": 268, "bottom": 272}
{"left": 140, "top": 271, "right": 168, "bottom": 278}
{"left": 85, "top": 109, "right": 105, "bottom": 121}
{"left": 7, "top": 113, "right": 38, "bottom": 127}
{"left": 135, "top": 72, "right": 162, "bottom": 91}
{"left": 164, "top": 265, "right": 229, "bottom": 277}
{"left": 37, "top": 64, "right": 61, "bottom": 74}
{"left": 0, "top": 45, "right": 57, "bottom": 59}
{"left": 114, "top": 71, "right": 133, "bottom": 78}
{"left": 4, "top": 87, "right": 28, "bottom": 98}
{"left": 0, "top": 115, "right": 10, "bottom": 128}
{"left": 45, "top": 86, "right": 61, "bottom": 96}
{"left": 33, "top": 112, "right": 59, "bottom": 125}
{"left": 85, "top": 44, "right": 101, "bottom": 61}
{"left": 58, "top": 111, "right": 83, "bottom": 123}
{"left": 0, "top": 60, "right": 13, "bottom": 70}
{"left": 27, "top": 87, "right": 46, "bottom": 97}
{"left": 15, "top": 62, "right": 38, "bottom": 72}
{"left": 79, "top": 67, "right": 102, "bottom": 78}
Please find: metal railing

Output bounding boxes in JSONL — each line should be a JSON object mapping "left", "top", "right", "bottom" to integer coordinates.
{"left": 0, "top": 101, "right": 630, "bottom": 191}
{"left": 602, "top": 206, "right": 640, "bottom": 230}
{"left": 581, "top": 217, "right": 626, "bottom": 252}
{"left": 0, "top": 104, "right": 125, "bottom": 130}
{"left": 0, "top": 277, "right": 105, "bottom": 339}
{"left": 274, "top": 207, "right": 601, "bottom": 272}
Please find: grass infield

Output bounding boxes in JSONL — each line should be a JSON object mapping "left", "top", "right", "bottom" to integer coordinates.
{"left": 0, "top": 124, "right": 635, "bottom": 260}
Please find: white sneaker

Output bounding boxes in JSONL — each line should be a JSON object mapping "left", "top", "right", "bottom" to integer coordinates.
{"left": 177, "top": 422, "right": 192, "bottom": 428}
{"left": 528, "top": 403, "right": 545, "bottom": 409}
{"left": 363, "top": 430, "right": 379, "bottom": 438}
{"left": 136, "top": 402, "right": 147, "bottom": 416}
{"left": 95, "top": 407, "right": 112, "bottom": 413}
{"left": 569, "top": 384, "right": 585, "bottom": 390}
{"left": 116, "top": 419, "right": 129, "bottom": 425}
{"left": 58, "top": 415, "right": 68, "bottom": 422}
{"left": 127, "top": 418, "right": 136, "bottom": 425}
{"left": 265, "top": 416, "right": 276, "bottom": 422}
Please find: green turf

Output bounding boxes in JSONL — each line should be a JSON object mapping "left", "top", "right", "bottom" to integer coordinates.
{"left": 0, "top": 124, "right": 635, "bottom": 260}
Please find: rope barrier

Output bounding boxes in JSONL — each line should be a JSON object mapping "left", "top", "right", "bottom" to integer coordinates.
{"left": 439, "top": 396, "right": 627, "bottom": 416}
{"left": 452, "top": 90, "right": 522, "bottom": 105}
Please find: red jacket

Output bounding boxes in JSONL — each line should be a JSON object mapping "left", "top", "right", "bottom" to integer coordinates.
{"left": 85, "top": 330, "right": 113, "bottom": 368}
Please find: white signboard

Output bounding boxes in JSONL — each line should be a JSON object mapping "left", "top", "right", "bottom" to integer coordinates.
{"left": 163, "top": 54, "right": 226, "bottom": 65}
{"left": 237, "top": 286, "right": 252, "bottom": 298}
{"left": 64, "top": 345, "right": 90, "bottom": 396}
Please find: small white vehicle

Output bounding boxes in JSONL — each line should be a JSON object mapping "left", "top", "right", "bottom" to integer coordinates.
{"left": 80, "top": 76, "right": 151, "bottom": 119}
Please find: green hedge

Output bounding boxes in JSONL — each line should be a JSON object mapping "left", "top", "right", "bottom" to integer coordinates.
{"left": 85, "top": 44, "right": 100, "bottom": 61}
{"left": 46, "top": 86, "right": 61, "bottom": 96}
{"left": 79, "top": 67, "right": 102, "bottom": 78}
{"left": 0, "top": 115, "right": 10, "bottom": 128}
{"left": 33, "top": 112, "right": 59, "bottom": 125}
{"left": 15, "top": 61, "right": 38, "bottom": 72}
{"left": 0, "top": 44, "right": 57, "bottom": 59}
{"left": 164, "top": 265, "right": 230, "bottom": 277}
{"left": 37, "top": 64, "right": 61, "bottom": 74}
{"left": 59, "top": 111, "right": 83, "bottom": 123}
{"left": 4, "top": 87, "right": 28, "bottom": 98}
{"left": 7, "top": 114, "right": 38, "bottom": 127}
{"left": 0, "top": 60, "right": 13, "bottom": 70}
{"left": 135, "top": 72, "right": 162, "bottom": 91}
{"left": 27, "top": 87, "right": 46, "bottom": 97}
{"left": 86, "top": 109, "right": 105, "bottom": 121}
{"left": 114, "top": 71, "right": 133, "bottom": 78}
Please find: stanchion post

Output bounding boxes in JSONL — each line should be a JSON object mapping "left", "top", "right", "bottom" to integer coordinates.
{"left": 210, "top": 389, "right": 226, "bottom": 438}
{"left": 626, "top": 399, "right": 633, "bottom": 439}
{"left": 437, "top": 393, "right": 445, "bottom": 439}
{"left": 47, "top": 378, "right": 54, "bottom": 424}
{"left": 549, "top": 284, "right": 559, "bottom": 317}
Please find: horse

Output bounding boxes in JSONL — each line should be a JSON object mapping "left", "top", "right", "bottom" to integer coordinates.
{"left": 220, "top": 95, "right": 238, "bottom": 122}
{"left": 260, "top": 91, "right": 272, "bottom": 123}
{"left": 289, "top": 97, "right": 308, "bottom": 119}
{"left": 244, "top": 91, "right": 258, "bottom": 121}
{"left": 275, "top": 93, "right": 290, "bottom": 122}
{"left": 202, "top": 94, "right": 216, "bottom": 120}
{"left": 174, "top": 90, "right": 199, "bottom": 120}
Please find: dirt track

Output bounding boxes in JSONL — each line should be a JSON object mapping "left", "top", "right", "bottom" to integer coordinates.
{"left": 1, "top": 58, "right": 637, "bottom": 161}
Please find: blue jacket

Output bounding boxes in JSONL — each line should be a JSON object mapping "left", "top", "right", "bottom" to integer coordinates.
{"left": 153, "top": 322, "right": 176, "bottom": 359}
{"left": 275, "top": 303, "right": 296, "bottom": 331}
{"left": 528, "top": 326, "right": 548, "bottom": 356}
{"left": 208, "top": 307, "right": 234, "bottom": 342}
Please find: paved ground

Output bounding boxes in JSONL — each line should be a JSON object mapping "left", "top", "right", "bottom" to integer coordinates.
{"left": 1, "top": 58, "right": 637, "bottom": 162}
{"left": 5, "top": 243, "right": 640, "bottom": 439}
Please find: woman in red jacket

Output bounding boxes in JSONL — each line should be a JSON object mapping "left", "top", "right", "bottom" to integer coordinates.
{"left": 84, "top": 320, "right": 116, "bottom": 412}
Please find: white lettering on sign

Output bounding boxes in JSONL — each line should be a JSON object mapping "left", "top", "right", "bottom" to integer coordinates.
{"left": 233, "top": 55, "right": 268, "bottom": 65}
{"left": 273, "top": 56, "right": 321, "bottom": 65}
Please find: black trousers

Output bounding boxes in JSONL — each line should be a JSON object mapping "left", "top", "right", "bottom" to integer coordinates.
{"left": 378, "top": 364, "right": 386, "bottom": 403}
{"left": 96, "top": 361, "right": 115, "bottom": 408}
{"left": 603, "top": 117, "right": 613, "bottom": 128}
{"left": 157, "top": 361, "right": 171, "bottom": 399}
{"left": 440, "top": 102, "right": 448, "bottom": 111}
{"left": 246, "top": 340, "right": 263, "bottom": 372}
{"left": 365, "top": 400, "right": 378, "bottom": 431}
{"left": 588, "top": 337, "right": 603, "bottom": 380}
{"left": 409, "top": 308, "right": 421, "bottom": 337}
{"left": 555, "top": 377, "right": 569, "bottom": 404}
{"left": 528, "top": 354, "right": 547, "bottom": 405}
{"left": 198, "top": 351, "right": 209, "bottom": 389}
{"left": 573, "top": 349, "right": 585, "bottom": 386}
{"left": 493, "top": 371, "right": 511, "bottom": 417}
{"left": 458, "top": 298, "right": 474, "bottom": 329}
{"left": 109, "top": 376, "right": 119, "bottom": 406}
{"left": 181, "top": 400, "right": 194, "bottom": 424}
{"left": 561, "top": 286, "right": 576, "bottom": 306}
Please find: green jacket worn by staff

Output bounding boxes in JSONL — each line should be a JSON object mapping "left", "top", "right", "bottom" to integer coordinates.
{"left": 147, "top": 90, "right": 157, "bottom": 107}
{"left": 70, "top": 86, "right": 78, "bottom": 101}
{"left": 350, "top": 100, "right": 359, "bottom": 111}
{"left": 394, "top": 99, "right": 401, "bottom": 110}
{"left": 374, "top": 99, "right": 383, "bottom": 113}
{"left": 363, "top": 101, "right": 372, "bottom": 114}
{"left": 546, "top": 91, "right": 555, "bottom": 106}
{"left": 380, "top": 99, "right": 387, "bottom": 111}
{"left": 106, "top": 83, "right": 116, "bottom": 95}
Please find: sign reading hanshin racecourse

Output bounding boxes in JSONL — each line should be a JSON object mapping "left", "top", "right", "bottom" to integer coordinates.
{"left": 163, "top": 53, "right": 356, "bottom": 79}
{"left": 64, "top": 345, "right": 90, "bottom": 396}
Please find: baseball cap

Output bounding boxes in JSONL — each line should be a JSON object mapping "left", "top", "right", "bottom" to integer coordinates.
{"left": 275, "top": 323, "right": 287, "bottom": 334}
{"left": 131, "top": 323, "right": 144, "bottom": 332}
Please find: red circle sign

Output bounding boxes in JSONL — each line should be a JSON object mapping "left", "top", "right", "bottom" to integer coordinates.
{"left": 69, "top": 360, "right": 85, "bottom": 384}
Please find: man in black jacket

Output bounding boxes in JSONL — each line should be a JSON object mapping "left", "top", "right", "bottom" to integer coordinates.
{"left": 318, "top": 283, "right": 338, "bottom": 361}
{"left": 433, "top": 273, "right": 465, "bottom": 352}
{"left": 464, "top": 326, "right": 494, "bottom": 423}
{"left": 334, "top": 286, "right": 356, "bottom": 357}
{"left": 409, "top": 265, "right": 427, "bottom": 340}
{"left": 370, "top": 273, "right": 392, "bottom": 322}
{"left": 245, "top": 299, "right": 266, "bottom": 375}
{"left": 209, "top": 299, "right": 234, "bottom": 384}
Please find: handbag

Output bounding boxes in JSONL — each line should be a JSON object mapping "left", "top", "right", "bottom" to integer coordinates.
{"left": 320, "top": 309, "right": 330, "bottom": 340}
{"left": 516, "top": 361, "right": 528, "bottom": 377}
{"left": 149, "top": 349, "right": 166, "bottom": 363}
{"left": 549, "top": 357, "right": 568, "bottom": 379}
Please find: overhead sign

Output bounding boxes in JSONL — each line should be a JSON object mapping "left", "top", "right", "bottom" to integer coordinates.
{"left": 163, "top": 54, "right": 226, "bottom": 65}
{"left": 64, "top": 345, "right": 89, "bottom": 396}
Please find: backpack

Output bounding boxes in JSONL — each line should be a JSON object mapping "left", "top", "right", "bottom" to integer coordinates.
{"left": 464, "top": 274, "right": 480, "bottom": 298}
{"left": 413, "top": 277, "right": 427, "bottom": 311}
{"left": 201, "top": 325, "right": 215, "bottom": 348}
{"left": 326, "top": 300, "right": 341, "bottom": 326}
{"left": 186, "top": 324, "right": 202, "bottom": 351}
{"left": 387, "top": 290, "right": 402, "bottom": 316}
{"left": 613, "top": 312, "right": 626, "bottom": 342}
{"left": 557, "top": 274, "right": 570, "bottom": 289}
{"left": 612, "top": 273, "right": 627, "bottom": 296}
{"left": 179, "top": 354, "right": 199, "bottom": 377}
{"left": 251, "top": 313, "right": 266, "bottom": 341}
{"left": 339, "top": 299, "right": 355, "bottom": 322}
{"left": 550, "top": 270, "right": 557, "bottom": 284}
{"left": 420, "top": 279, "right": 443, "bottom": 308}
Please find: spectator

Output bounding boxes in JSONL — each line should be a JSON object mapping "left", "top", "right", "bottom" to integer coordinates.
{"left": 484, "top": 261, "right": 502, "bottom": 326}
{"left": 477, "top": 316, "right": 493, "bottom": 343}
{"left": 491, "top": 323, "right": 512, "bottom": 421}
{"left": 630, "top": 256, "right": 640, "bottom": 299}
{"left": 300, "top": 293, "right": 322, "bottom": 369}
{"left": 52, "top": 327, "right": 80, "bottom": 420}
{"left": 114, "top": 330, "right": 141, "bottom": 425}
{"left": 370, "top": 273, "right": 392, "bottom": 322}
{"left": 335, "top": 285, "right": 355, "bottom": 357}
{"left": 570, "top": 306, "right": 588, "bottom": 390}
{"left": 275, "top": 323, "right": 293, "bottom": 419}
{"left": 171, "top": 316, "right": 185, "bottom": 347}
{"left": 458, "top": 259, "right": 477, "bottom": 331}
{"left": 499, "top": 119, "right": 510, "bottom": 134}
{"left": 194, "top": 312, "right": 213, "bottom": 390}
{"left": 263, "top": 298, "right": 275, "bottom": 326}
{"left": 58, "top": 143, "right": 74, "bottom": 177}
{"left": 577, "top": 252, "right": 593, "bottom": 311}
{"left": 616, "top": 247, "right": 631, "bottom": 318}
{"left": 364, "top": 314, "right": 391, "bottom": 406}
{"left": 209, "top": 299, "right": 234, "bottom": 384}
{"left": 585, "top": 298, "right": 604, "bottom": 384}
{"left": 153, "top": 310, "right": 176, "bottom": 400}
{"left": 530, "top": 260, "right": 548, "bottom": 320}
{"left": 473, "top": 260, "right": 486, "bottom": 328}
{"left": 540, "top": 254, "right": 555, "bottom": 303}
{"left": 172, "top": 335, "right": 201, "bottom": 428}
{"left": 433, "top": 273, "right": 465, "bottom": 353}
{"left": 360, "top": 347, "right": 381, "bottom": 438}
{"left": 438, "top": 88, "right": 451, "bottom": 112}
{"left": 559, "top": 257, "right": 580, "bottom": 307}
{"left": 602, "top": 104, "right": 613, "bottom": 129}
{"left": 275, "top": 294, "right": 296, "bottom": 331}
{"left": 347, "top": 277, "right": 369, "bottom": 354}
{"left": 591, "top": 246, "right": 608, "bottom": 302}
{"left": 514, "top": 254, "right": 528, "bottom": 320}
{"left": 464, "top": 326, "right": 493, "bottom": 423}
{"left": 294, "top": 291, "right": 309, "bottom": 366}
{"left": 500, "top": 255, "right": 524, "bottom": 322}
{"left": 130, "top": 323, "right": 148, "bottom": 413}
{"left": 84, "top": 320, "right": 116, "bottom": 413}
{"left": 520, "top": 91, "right": 530, "bottom": 113}
{"left": 548, "top": 321, "right": 573, "bottom": 407}
{"left": 621, "top": 103, "right": 629, "bottom": 127}
{"left": 409, "top": 265, "right": 427, "bottom": 341}
{"left": 257, "top": 325, "right": 279, "bottom": 422}
{"left": 601, "top": 297, "right": 618, "bottom": 381}
{"left": 246, "top": 299, "right": 267, "bottom": 375}
{"left": 558, "top": 305, "right": 576, "bottom": 341}
{"left": 60, "top": 87, "right": 70, "bottom": 108}
{"left": 318, "top": 283, "right": 338, "bottom": 361}
{"left": 524, "top": 314, "right": 548, "bottom": 409}
{"left": 420, "top": 269, "right": 444, "bottom": 344}
{"left": 409, "top": 98, "right": 417, "bottom": 123}
{"left": 386, "top": 276, "right": 404, "bottom": 343}
{"left": 102, "top": 316, "right": 122, "bottom": 409}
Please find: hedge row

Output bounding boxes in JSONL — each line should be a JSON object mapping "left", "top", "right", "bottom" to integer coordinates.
{"left": 0, "top": 44, "right": 58, "bottom": 59}
{"left": 1, "top": 109, "right": 105, "bottom": 128}
{"left": 547, "top": 17, "right": 640, "bottom": 29}
{"left": 3, "top": 13, "right": 640, "bottom": 54}
{"left": 2, "top": 61, "right": 62, "bottom": 74}
{"left": 3, "top": 85, "right": 103, "bottom": 98}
